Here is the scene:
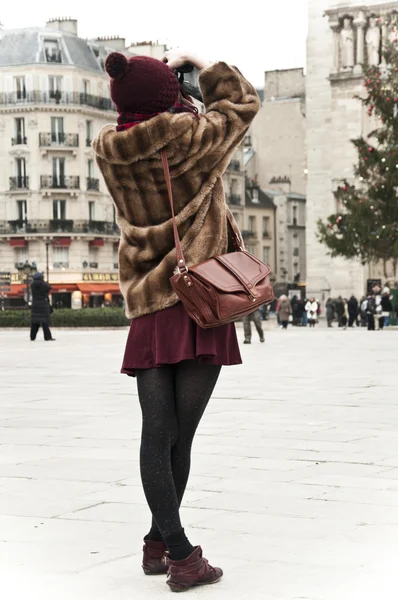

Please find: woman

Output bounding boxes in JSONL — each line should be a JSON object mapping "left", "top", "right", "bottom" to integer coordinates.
{"left": 278, "top": 295, "right": 292, "bottom": 329}
{"left": 325, "top": 298, "right": 335, "bottom": 328}
{"left": 93, "top": 50, "right": 259, "bottom": 592}
{"left": 306, "top": 297, "right": 318, "bottom": 328}
{"left": 30, "top": 272, "right": 55, "bottom": 341}
{"left": 380, "top": 292, "right": 393, "bottom": 329}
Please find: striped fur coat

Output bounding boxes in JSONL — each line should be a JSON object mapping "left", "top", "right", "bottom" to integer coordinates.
{"left": 93, "top": 62, "right": 260, "bottom": 319}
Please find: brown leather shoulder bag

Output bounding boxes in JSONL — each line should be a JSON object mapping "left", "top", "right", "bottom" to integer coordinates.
{"left": 161, "top": 150, "right": 275, "bottom": 328}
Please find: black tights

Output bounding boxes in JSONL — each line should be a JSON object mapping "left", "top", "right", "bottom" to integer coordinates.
{"left": 136, "top": 361, "right": 221, "bottom": 559}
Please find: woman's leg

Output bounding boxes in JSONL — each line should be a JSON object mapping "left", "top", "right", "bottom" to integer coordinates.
{"left": 171, "top": 361, "right": 221, "bottom": 504}
{"left": 146, "top": 362, "right": 221, "bottom": 550}
{"left": 137, "top": 365, "right": 192, "bottom": 559}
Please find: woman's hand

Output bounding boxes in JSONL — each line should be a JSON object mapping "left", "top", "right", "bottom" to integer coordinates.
{"left": 162, "top": 49, "right": 210, "bottom": 71}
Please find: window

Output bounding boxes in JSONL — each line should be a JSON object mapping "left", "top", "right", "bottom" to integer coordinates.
{"left": 51, "top": 117, "right": 64, "bottom": 143}
{"left": 49, "top": 76, "right": 63, "bottom": 100}
{"left": 16, "top": 157, "right": 26, "bottom": 178}
{"left": 17, "top": 200, "right": 27, "bottom": 222}
{"left": 44, "top": 39, "right": 61, "bottom": 63}
{"left": 113, "top": 205, "right": 116, "bottom": 224}
{"left": 263, "top": 216, "right": 270, "bottom": 236}
{"left": 293, "top": 262, "right": 299, "bottom": 276}
{"left": 246, "top": 245, "right": 256, "bottom": 256}
{"left": 88, "top": 201, "right": 95, "bottom": 221}
{"left": 113, "top": 244, "right": 118, "bottom": 269}
{"left": 292, "top": 205, "right": 298, "bottom": 226}
{"left": 293, "top": 248, "right": 300, "bottom": 257}
{"left": 249, "top": 216, "right": 256, "bottom": 233}
{"left": 14, "top": 76, "right": 26, "bottom": 100}
{"left": 89, "top": 246, "right": 98, "bottom": 268}
{"left": 53, "top": 246, "right": 69, "bottom": 268}
{"left": 53, "top": 199, "right": 66, "bottom": 220}
{"left": 87, "top": 159, "right": 94, "bottom": 178}
{"left": 14, "top": 118, "right": 26, "bottom": 144}
{"left": 83, "top": 79, "right": 90, "bottom": 97}
{"left": 252, "top": 188, "right": 259, "bottom": 203}
{"left": 52, "top": 157, "right": 65, "bottom": 187}
{"left": 231, "top": 178, "right": 238, "bottom": 194}
{"left": 86, "top": 120, "right": 93, "bottom": 145}
{"left": 15, "top": 158, "right": 27, "bottom": 188}
{"left": 262, "top": 247, "right": 270, "bottom": 264}
{"left": 14, "top": 246, "right": 28, "bottom": 267}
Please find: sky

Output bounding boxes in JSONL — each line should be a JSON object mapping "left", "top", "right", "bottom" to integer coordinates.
{"left": 0, "top": 0, "right": 308, "bottom": 87}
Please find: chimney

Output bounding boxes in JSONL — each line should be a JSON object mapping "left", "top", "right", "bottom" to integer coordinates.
{"left": 95, "top": 36, "right": 126, "bottom": 51}
{"left": 46, "top": 17, "right": 78, "bottom": 36}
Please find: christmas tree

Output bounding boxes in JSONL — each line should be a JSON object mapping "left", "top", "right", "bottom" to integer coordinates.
{"left": 318, "top": 18, "right": 398, "bottom": 278}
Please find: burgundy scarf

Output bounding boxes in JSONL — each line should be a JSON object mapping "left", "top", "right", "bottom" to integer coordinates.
{"left": 116, "top": 93, "right": 198, "bottom": 131}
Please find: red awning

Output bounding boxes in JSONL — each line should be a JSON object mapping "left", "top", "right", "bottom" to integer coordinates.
{"left": 77, "top": 283, "right": 121, "bottom": 294}
{"left": 50, "top": 284, "right": 79, "bottom": 292}
{"left": 53, "top": 238, "right": 71, "bottom": 247}
{"left": 9, "top": 284, "right": 26, "bottom": 296}
{"left": 89, "top": 238, "right": 105, "bottom": 247}
{"left": 9, "top": 239, "right": 28, "bottom": 247}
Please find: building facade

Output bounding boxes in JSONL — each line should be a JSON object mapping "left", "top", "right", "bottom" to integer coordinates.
{"left": 0, "top": 19, "right": 133, "bottom": 308}
{"left": 245, "top": 69, "right": 307, "bottom": 289}
{"left": 251, "top": 68, "right": 306, "bottom": 196}
{"left": 306, "top": 0, "right": 398, "bottom": 301}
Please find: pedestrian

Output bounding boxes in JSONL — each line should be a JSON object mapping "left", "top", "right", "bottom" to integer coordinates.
{"left": 93, "top": 49, "right": 259, "bottom": 591}
{"left": 30, "top": 272, "right": 55, "bottom": 342}
{"left": 301, "top": 297, "right": 309, "bottom": 327}
{"left": 335, "top": 296, "right": 345, "bottom": 327}
{"left": 306, "top": 297, "right": 318, "bottom": 327}
{"left": 360, "top": 296, "right": 368, "bottom": 327}
{"left": 347, "top": 295, "right": 359, "bottom": 327}
{"left": 325, "top": 298, "right": 335, "bottom": 327}
{"left": 278, "top": 295, "right": 292, "bottom": 329}
{"left": 243, "top": 309, "right": 265, "bottom": 343}
{"left": 366, "top": 294, "right": 376, "bottom": 331}
{"left": 380, "top": 292, "right": 393, "bottom": 329}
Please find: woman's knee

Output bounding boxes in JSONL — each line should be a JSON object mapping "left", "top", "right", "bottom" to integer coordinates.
{"left": 142, "top": 415, "right": 179, "bottom": 448}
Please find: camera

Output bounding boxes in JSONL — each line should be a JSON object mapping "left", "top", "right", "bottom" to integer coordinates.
{"left": 175, "top": 64, "right": 203, "bottom": 103}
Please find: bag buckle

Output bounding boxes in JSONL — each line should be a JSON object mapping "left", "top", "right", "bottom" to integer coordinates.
{"left": 175, "top": 259, "right": 189, "bottom": 275}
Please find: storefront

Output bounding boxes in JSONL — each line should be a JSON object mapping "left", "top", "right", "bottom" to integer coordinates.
{"left": 6, "top": 273, "right": 122, "bottom": 310}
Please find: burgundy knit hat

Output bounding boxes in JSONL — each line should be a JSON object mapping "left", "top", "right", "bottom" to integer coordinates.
{"left": 105, "top": 52, "right": 181, "bottom": 113}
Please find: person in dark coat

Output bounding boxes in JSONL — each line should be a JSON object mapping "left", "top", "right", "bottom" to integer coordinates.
{"left": 30, "top": 272, "right": 55, "bottom": 341}
{"left": 335, "top": 296, "right": 345, "bottom": 327}
{"left": 325, "top": 298, "right": 335, "bottom": 327}
{"left": 347, "top": 295, "right": 359, "bottom": 327}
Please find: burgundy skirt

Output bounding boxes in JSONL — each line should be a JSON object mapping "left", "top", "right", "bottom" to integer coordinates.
{"left": 121, "top": 302, "right": 242, "bottom": 377}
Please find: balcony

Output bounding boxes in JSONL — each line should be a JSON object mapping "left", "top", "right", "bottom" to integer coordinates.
{"left": 40, "top": 175, "right": 80, "bottom": 190}
{"left": 49, "top": 219, "right": 74, "bottom": 233}
{"left": 0, "top": 219, "right": 119, "bottom": 236}
{"left": 241, "top": 230, "right": 258, "bottom": 241}
{"left": 0, "top": 91, "right": 114, "bottom": 111}
{"left": 9, "top": 176, "right": 29, "bottom": 190}
{"left": 87, "top": 178, "right": 100, "bottom": 192}
{"left": 12, "top": 136, "right": 27, "bottom": 145}
{"left": 39, "top": 132, "right": 79, "bottom": 147}
{"left": 263, "top": 230, "right": 271, "bottom": 239}
{"left": 228, "top": 159, "right": 241, "bottom": 171}
{"left": 86, "top": 138, "right": 92, "bottom": 147}
{"left": 227, "top": 194, "right": 241, "bottom": 206}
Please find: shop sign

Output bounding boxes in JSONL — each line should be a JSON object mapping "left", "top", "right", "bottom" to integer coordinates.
{"left": 82, "top": 273, "right": 119, "bottom": 282}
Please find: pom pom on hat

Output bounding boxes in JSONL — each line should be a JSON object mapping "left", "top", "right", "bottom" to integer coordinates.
{"left": 105, "top": 52, "right": 129, "bottom": 80}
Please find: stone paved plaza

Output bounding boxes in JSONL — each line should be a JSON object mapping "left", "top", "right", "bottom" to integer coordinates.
{"left": 1, "top": 324, "right": 398, "bottom": 600}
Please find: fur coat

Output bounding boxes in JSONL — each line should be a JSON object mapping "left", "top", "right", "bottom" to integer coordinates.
{"left": 93, "top": 62, "right": 260, "bottom": 319}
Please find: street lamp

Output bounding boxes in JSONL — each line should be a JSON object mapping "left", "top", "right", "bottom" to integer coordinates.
{"left": 45, "top": 241, "right": 51, "bottom": 283}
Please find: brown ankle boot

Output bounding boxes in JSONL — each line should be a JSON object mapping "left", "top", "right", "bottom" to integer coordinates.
{"left": 166, "top": 546, "right": 223, "bottom": 592}
{"left": 142, "top": 540, "right": 169, "bottom": 575}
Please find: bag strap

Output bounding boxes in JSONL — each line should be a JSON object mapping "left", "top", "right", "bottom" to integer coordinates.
{"left": 160, "top": 150, "right": 243, "bottom": 272}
